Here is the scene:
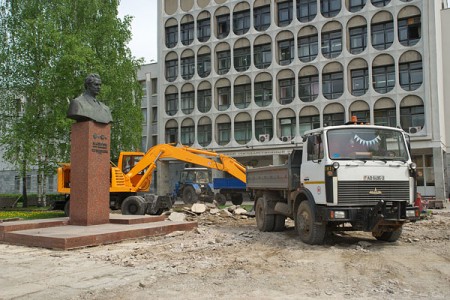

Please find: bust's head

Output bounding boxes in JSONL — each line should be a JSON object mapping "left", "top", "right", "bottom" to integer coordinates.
{"left": 84, "top": 74, "right": 101, "bottom": 97}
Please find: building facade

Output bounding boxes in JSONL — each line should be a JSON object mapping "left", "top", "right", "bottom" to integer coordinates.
{"left": 157, "top": 0, "right": 449, "bottom": 199}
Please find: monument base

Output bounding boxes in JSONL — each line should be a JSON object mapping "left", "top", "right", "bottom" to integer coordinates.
{"left": 69, "top": 121, "right": 110, "bottom": 226}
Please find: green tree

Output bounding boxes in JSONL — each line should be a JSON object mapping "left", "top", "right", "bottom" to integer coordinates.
{"left": 0, "top": 0, "right": 143, "bottom": 206}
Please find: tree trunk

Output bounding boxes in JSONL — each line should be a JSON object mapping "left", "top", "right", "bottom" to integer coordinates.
{"left": 21, "top": 159, "right": 28, "bottom": 208}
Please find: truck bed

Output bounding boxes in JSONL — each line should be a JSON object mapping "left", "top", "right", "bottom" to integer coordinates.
{"left": 246, "top": 150, "right": 302, "bottom": 191}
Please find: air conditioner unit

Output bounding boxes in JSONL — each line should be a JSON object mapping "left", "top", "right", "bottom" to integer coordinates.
{"left": 259, "top": 134, "right": 270, "bottom": 143}
{"left": 408, "top": 126, "right": 422, "bottom": 134}
{"left": 281, "top": 136, "right": 292, "bottom": 142}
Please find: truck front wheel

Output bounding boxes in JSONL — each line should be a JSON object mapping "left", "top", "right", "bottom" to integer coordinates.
{"left": 121, "top": 196, "right": 146, "bottom": 215}
{"left": 295, "top": 201, "right": 326, "bottom": 245}
{"left": 372, "top": 227, "right": 403, "bottom": 242}
{"left": 255, "top": 197, "right": 275, "bottom": 232}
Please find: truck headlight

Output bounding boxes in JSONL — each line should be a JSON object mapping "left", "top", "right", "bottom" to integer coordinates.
{"left": 330, "top": 210, "right": 346, "bottom": 219}
{"left": 406, "top": 210, "right": 417, "bottom": 218}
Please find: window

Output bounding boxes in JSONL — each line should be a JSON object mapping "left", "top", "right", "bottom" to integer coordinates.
{"left": 278, "top": 1, "right": 293, "bottom": 26}
{"left": 372, "top": 21, "right": 394, "bottom": 50}
{"left": 254, "top": 43, "right": 272, "bottom": 69}
{"left": 233, "top": 9, "right": 250, "bottom": 35}
{"left": 280, "top": 118, "right": 296, "bottom": 138}
{"left": 371, "top": 0, "right": 390, "bottom": 7}
{"left": 398, "top": 16, "right": 421, "bottom": 46}
{"left": 255, "top": 119, "right": 273, "bottom": 139}
{"left": 298, "top": 34, "right": 318, "bottom": 62}
{"left": 216, "top": 14, "right": 230, "bottom": 39}
{"left": 372, "top": 65, "right": 395, "bottom": 93}
{"left": 218, "top": 123, "right": 231, "bottom": 145}
{"left": 181, "top": 91, "right": 194, "bottom": 115}
{"left": 165, "top": 25, "right": 178, "bottom": 48}
{"left": 254, "top": 81, "right": 273, "bottom": 107}
{"left": 234, "top": 47, "right": 251, "bottom": 72}
{"left": 321, "top": 0, "right": 341, "bottom": 18}
{"left": 279, "top": 78, "right": 295, "bottom": 104}
{"left": 374, "top": 108, "right": 396, "bottom": 127}
{"left": 218, "top": 87, "right": 231, "bottom": 111}
{"left": 165, "top": 127, "right": 178, "bottom": 144}
{"left": 235, "top": 121, "right": 252, "bottom": 144}
{"left": 234, "top": 84, "right": 251, "bottom": 109}
{"left": 254, "top": 5, "right": 271, "bottom": 31}
{"left": 181, "top": 125, "right": 195, "bottom": 146}
{"left": 165, "top": 93, "right": 178, "bottom": 116}
{"left": 14, "top": 175, "right": 20, "bottom": 192}
{"left": 151, "top": 79, "right": 157, "bottom": 95}
{"left": 297, "top": 0, "right": 317, "bottom": 22}
{"left": 197, "top": 18, "right": 211, "bottom": 42}
{"left": 142, "top": 108, "right": 147, "bottom": 124}
{"left": 299, "top": 115, "right": 320, "bottom": 136}
{"left": 321, "top": 30, "right": 342, "bottom": 59}
{"left": 197, "top": 89, "right": 212, "bottom": 113}
{"left": 307, "top": 135, "right": 324, "bottom": 160}
{"left": 323, "top": 113, "right": 344, "bottom": 126}
{"left": 322, "top": 72, "right": 343, "bottom": 99}
{"left": 351, "top": 68, "right": 369, "bottom": 96}
{"left": 217, "top": 50, "right": 231, "bottom": 75}
{"left": 47, "top": 175, "right": 54, "bottom": 192}
{"left": 181, "top": 56, "right": 195, "bottom": 80}
{"left": 181, "top": 22, "right": 194, "bottom": 45}
{"left": 299, "top": 74, "right": 319, "bottom": 102}
{"left": 349, "top": 0, "right": 366, "bottom": 12}
{"left": 165, "top": 59, "right": 178, "bottom": 82}
{"left": 349, "top": 26, "right": 367, "bottom": 54}
{"left": 198, "top": 124, "right": 212, "bottom": 147}
{"left": 278, "top": 39, "right": 295, "bottom": 65}
{"left": 399, "top": 61, "right": 422, "bottom": 91}
{"left": 197, "top": 54, "right": 211, "bottom": 78}
{"left": 400, "top": 105, "right": 424, "bottom": 131}
{"left": 152, "top": 107, "right": 157, "bottom": 123}
{"left": 351, "top": 110, "right": 370, "bottom": 123}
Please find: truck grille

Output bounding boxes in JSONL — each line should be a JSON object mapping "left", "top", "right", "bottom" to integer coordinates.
{"left": 337, "top": 181, "right": 410, "bottom": 205}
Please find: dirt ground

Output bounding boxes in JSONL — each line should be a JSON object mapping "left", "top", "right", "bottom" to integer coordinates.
{"left": 1, "top": 204, "right": 449, "bottom": 300}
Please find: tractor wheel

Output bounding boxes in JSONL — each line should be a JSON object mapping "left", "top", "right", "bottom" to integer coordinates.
{"left": 231, "top": 193, "right": 243, "bottom": 205}
{"left": 182, "top": 186, "right": 198, "bottom": 204}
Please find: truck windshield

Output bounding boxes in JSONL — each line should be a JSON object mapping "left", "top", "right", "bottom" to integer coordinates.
{"left": 327, "top": 128, "right": 409, "bottom": 161}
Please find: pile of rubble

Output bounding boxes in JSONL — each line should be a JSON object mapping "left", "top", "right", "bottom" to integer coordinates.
{"left": 166, "top": 203, "right": 254, "bottom": 223}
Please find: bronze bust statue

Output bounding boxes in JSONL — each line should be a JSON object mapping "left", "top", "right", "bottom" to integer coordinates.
{"left": 67, "top": 74, "right": 113, "bottom": 124}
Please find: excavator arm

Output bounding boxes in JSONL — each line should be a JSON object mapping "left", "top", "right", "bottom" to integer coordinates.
{"left": 125, "top": 144, "right": 246, "bottom": 192}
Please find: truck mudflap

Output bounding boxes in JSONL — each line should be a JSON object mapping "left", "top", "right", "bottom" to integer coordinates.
{"left": 316, "top": 200, "right": 420, "bottom": 231}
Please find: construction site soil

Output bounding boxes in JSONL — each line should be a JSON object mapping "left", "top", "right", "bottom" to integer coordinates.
{"left": 1, "top": 205, "right": 449, "bottom": 300}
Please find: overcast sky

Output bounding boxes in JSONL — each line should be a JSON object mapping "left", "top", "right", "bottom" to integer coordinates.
{"left": 118, "top": 1, "right": 158, "bottom": 63}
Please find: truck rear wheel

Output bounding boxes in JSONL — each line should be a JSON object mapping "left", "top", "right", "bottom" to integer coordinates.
{"left": 255, "top": 197, "right": 274, "bottom": 232}
{"left": 214, "top": 193, "right": 227, "bottom": 206}
{"left": 182, "top": 186, "right": 198, "bottom": 204}
{"left": 295, "top": 201, "right": 326, "bottom": 245}
{"left": 121, "top": 196, "right": 146, "bottom": 215}
{"left": 273, "top": 215, "right": 286, "bottom": 232}
{"left": 372, "top": 227, "right": 403, "bottom": 242}
{"left": 231, "top": 193, "right": 243, "bottom": 205}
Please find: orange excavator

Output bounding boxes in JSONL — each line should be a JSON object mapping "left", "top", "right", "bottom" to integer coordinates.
{"left": 57, "top": 144, "right": 246, "bottom": 215}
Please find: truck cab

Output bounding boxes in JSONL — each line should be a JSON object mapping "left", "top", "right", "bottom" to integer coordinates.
{"left": 247, "top": 123, "right": 419, "bottom": 244}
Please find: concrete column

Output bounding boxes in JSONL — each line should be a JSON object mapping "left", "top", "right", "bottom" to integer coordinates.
{"left": 433, "top": 147, "right": 447, "bottom": 201}
{"left": 157, "top": 160, "right": 171, "bottom": 195}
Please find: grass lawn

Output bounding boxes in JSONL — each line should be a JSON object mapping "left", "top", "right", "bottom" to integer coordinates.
{"left": 0, "top": 207, "right": 65, "bottom": 221}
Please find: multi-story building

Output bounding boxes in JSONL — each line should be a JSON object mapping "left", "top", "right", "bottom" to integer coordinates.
{"left": 156, "top": 0, "right": 450, "bottom": 199}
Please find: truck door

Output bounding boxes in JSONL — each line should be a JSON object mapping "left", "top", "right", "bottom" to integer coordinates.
{"left": 301, "top": 134, "right": 327, "bottom": 204}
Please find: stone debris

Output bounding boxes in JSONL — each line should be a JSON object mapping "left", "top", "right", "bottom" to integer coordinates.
{"left": 168, "top": 211, "right": 186, "bottom": 222}
{"left": 191, "top": 203, "right": 207, "bottom": 214}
